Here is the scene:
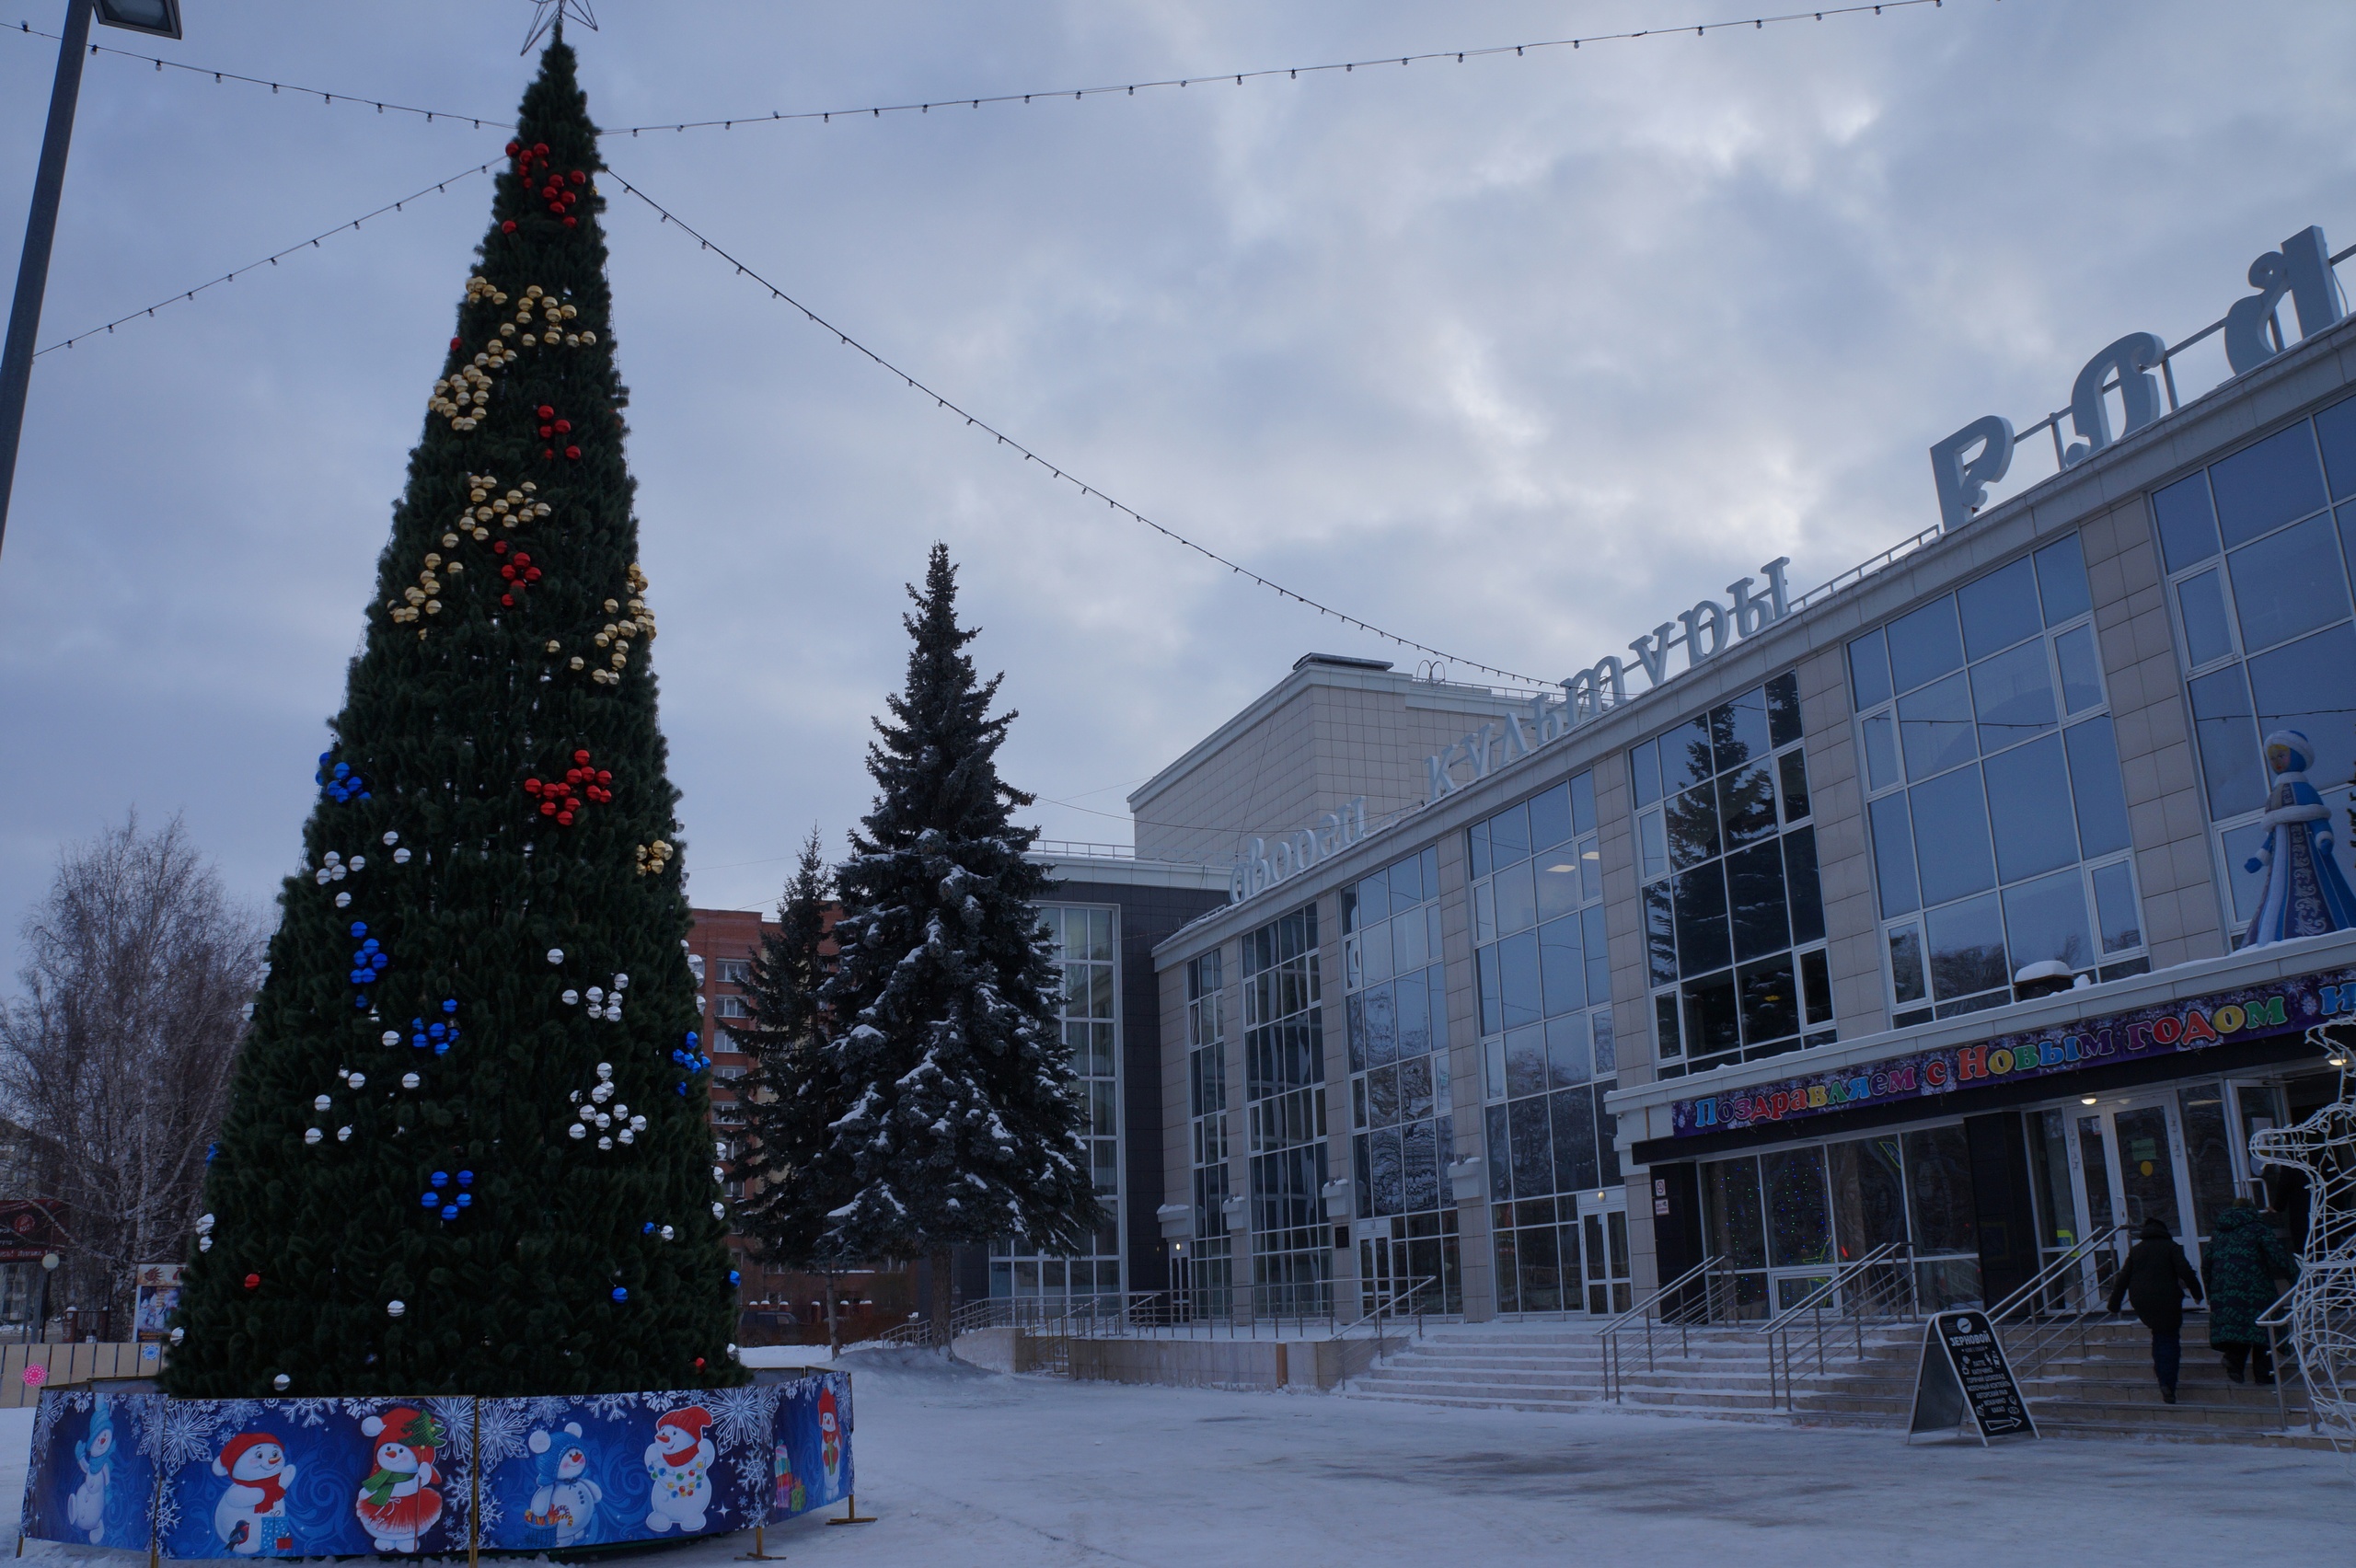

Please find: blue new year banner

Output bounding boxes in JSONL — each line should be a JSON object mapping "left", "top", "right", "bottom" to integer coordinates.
{"left": 155, "top": 1397, "right": 473, "bottom": 1558}
{"left": 20, "top": 1389, "right": 161, "bottom": 1551}
{"left": 475, "top": 1389, "right": 780, "bottom": 1551}
{"left": 20, "top": 1379, "right": 848, "bottom": 1557}
{"left": 766, "top": 1372, "right": 850, "bottom": 1522}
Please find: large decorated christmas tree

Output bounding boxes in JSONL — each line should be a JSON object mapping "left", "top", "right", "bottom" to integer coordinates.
{"left": 163, "top": 37, "right": 741, "bottom": 1398}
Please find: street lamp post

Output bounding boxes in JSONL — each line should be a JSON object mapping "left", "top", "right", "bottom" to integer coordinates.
{"left": 0, "top": 0, "right": 184, "bottom": 563}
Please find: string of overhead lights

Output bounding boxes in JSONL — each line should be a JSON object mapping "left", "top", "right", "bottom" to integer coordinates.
{"left": 32, "top": 162, "right": 494, "bottom": 358}
{"left": 5, "top": 17, "right": 511, "bottom": 128}
{"left": 11, "top": 0, "right": 1976, "bottom": 143}
{"left": 605, "top": 167, "right": 1557, "bottom": 691}
{"left": 602, "top": 0, "right": 1968, "bottom": 136}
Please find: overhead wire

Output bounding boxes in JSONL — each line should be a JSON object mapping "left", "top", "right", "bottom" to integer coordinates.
{"left": 600, "top": 0, "right": 1965, "bottom": 136}
{"left": 5, "top": 17, "right": 512, "bottom": 128}
{"left": 32, "top": 162, "right": 497, "bottom": 357}
{"left": 603, "top": 167, "right": 1556, "bottom": 690}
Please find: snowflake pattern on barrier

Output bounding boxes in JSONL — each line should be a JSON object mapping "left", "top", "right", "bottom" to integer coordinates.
{"left": 2249, "top": 1023, "right": 2356, "bottom": 1446}
{"left": 709, "top": 1387, "right": 778, "bottom": 1505}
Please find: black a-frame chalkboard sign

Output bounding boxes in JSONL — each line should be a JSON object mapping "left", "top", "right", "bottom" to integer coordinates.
{"left": 1905, "top": 1309, "right": 2039, "bottom": 1445}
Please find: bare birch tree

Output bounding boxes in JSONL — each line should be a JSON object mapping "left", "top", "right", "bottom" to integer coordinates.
{"left": 0, "top": 814, "right": 262, "bottom": 1332}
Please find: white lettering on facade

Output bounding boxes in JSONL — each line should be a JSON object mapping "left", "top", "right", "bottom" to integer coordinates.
{"left": 1230, "top": 798, "right": 1369, "bottom": 904}
{"left": 1930, "top": 222, "right": 2349, "bottom": 531}
{"left": 1422, "top": 557, "right": 1793, "bottom": 804}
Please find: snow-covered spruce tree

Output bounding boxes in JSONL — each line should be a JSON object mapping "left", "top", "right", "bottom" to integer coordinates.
{"left": 821, "top": 546, "right": 1099, "bottom": 1345}
{"left": 162, "top": 38, "right": 741, "bottom": 1398}
{"left": 729, "top": 829, "right": 860, "bottom": 1349}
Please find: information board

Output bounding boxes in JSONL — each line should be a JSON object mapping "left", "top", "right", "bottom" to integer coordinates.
{"left": 1905, "top": 1310, "right": 2037, "bottom": 1445}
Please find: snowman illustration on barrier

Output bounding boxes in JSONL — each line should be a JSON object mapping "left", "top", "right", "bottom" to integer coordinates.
{"left": 353, "top": 1406, "right": 445, "bottom": 1551}
{"left": 525, "top": 1422, "right": 605, "bottom": 1548}
{"left": 642, "top": 1405, "right": 715, "bottom": 1532}
{"left": 818, "top": 1387, "right": 841, "bottom": 1496}
{"left": 64, "top": 1395, "right": 117, "bottom": 1544}
{"left": 211, "top": 1432, "right": 296, "bottom": 1555}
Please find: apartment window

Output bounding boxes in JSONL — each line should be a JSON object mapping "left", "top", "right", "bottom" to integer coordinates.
{"left": 1184, "top": 949, "right": 1232, "bottom": 1315}
{"left": 988, "top": 905, "right": 1124, "bottom": 1309}
{"left": 1242, "top": 903, "right": 1327, "bottom": 1316}
{"left": 1849, "top": 534, "right": 2144, "bottom": 1026}
{"left": 1344, "top": 846, "right": 1461, "bottom": 1315}
{"left": 719, "top": 960, "right": 752, "bottom": 986}
{"left": 2154, "top": 397, "right": 2356, "bottom": 936}
{"left": 1468, "top": 773, "right": 1622, "bottom": 1310}
{"left": 1631, "top": 674, "right": 1829, "bottom": 1074}
{"left": 715, "top": 995, "right": 750, "bottom": 1020}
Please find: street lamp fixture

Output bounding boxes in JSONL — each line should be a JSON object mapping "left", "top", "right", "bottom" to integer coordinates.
{"left": 94, "top": 0, "right": 181, "bottom": 37}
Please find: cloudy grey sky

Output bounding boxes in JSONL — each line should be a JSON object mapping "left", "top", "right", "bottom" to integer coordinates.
{"left": 1, "top": 0, "right": 2350, "bottom": 961}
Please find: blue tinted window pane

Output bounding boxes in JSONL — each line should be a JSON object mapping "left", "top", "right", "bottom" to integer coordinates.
{"left": 1958, "top": 557, "right": 2042, "bottom": 660}
{"left": 1485, "top": 1105, "right": 1511, "bottom": 1201}
{"left": 1528, "top": 784, "right": 1573, "bottom": 853}
{"left": 2055, "top": 624, "right": 2105, "bottom": 714}
{"left": 1926, "top": 894, "right": 2007, "bottom": 1001}
{"left": 2062, "top": 716, "right": 2132, "bottom": 859}
{"left": 1498, "top": 929, "right": 1543, "bottom": 1031}
{"left": 2318, "top": 396, "right": 2356, "bottom": 501}
{"left": 1969, "top": 640, "right": 2058, "bottom": 753}
{"left": 2092, "top": 860, "right": 2143, "bottom": 954}
{"left": 1717, "top": 764, "right": 1777, "bottom": 851}
{"left": 1666, "top": 784, "right": 1720, "bottom": 870}
{"left": 1726, "top": 841, "right": 1790, "bottom": 963}
{"left": 1547, "top": 1020, "right": 1594, "bottom": 1092}
{"left": 2035, "top": 534, "right": 2093, "bottom": 626}
{"left": 2177, "top": 571, "right": 2237, "bottom": 667}
{"left": 1467, "top": 822, "right": 1492, "bottom": 881}
{"left": 1421, "top": 847, "right": 1438, "bottom": 904}
{"left": 1887, "top": 596, "right": 1965, "bottom": 695}
{"left": 2228, "top": 513, "right": 2350, "bottom": 653}
{"left": 1899, "top": 671, "right": 1977, "bottom": 778}
{"left": 1364, "top": 980, "right": 1398, "bottom": 1068}
{"left": 1581, "top": 905, "right": 1610, "bottom": 1008}
{"left": 1850, "top": 628, "right": 1893, "bottom": 710}
{"left": 1909, "top": 767, "right": 1997, "bottom": 905}
{"left": 1644, "top": 882, "right": 1677, "bottom": 987}
{"left": 1714, "top": 689, "right": 1772, "bottom": 773}
{"left": 1570, "top": 770, "right": 1597, "bottom": 836}
{"left": 1738, "top": 954, "right": 1799, "bottom": 1048}
{"left": 1552, "top": 1088, "right": 1600, "bottom": 1193}
{"left": 2248, "top": 621, "right": 2356, "bottom": 795}
{"left": 2189, "top": 667, "right": 2267, "bottom": 820}
{"left": 1395, "top": 969, "right": 1429, "bottom": 1058}
{"left": 1983, "top": 732, "right": 2079, "bottom": 881}
{"left": 1489, "top": 802, "right": 1530, "bottom": 866}
{"left": 1767, "top": 671, "right": 1803, "bottom": 747}
{"left": 1863, "top": 713, "right": 1900, "bottom": 790}
{"left": 1869, "top": 794, "right": 1920, "bottom": 917}
{"left": 1665, "top": 714, "right": 1715, "bottom": 790}
{"left": 1539, "top": 915, "right": 1586, "bottom": 1018}
{"left": 1681, "top": 974, "right": 1740, "bottom": 1058}
{"left": 1477, "top": 942, "right": 1502, "bottom": 1036}
{"left": 2003, "top": 870, "right": 2095, "bottom": 972}
{"left": 1508, "top": 1098, "right": 1552, "bottom": 1198}
{"left": 2341, "top": 508, "right": 2356, "bottom": 616}
{"left": 2153, "top": 474, "right": 2222, "bottom": 571}
{"left": 1629, "top": 741, "right": 1662, "bottom": 809}
{"left": 1672, "top": 865, "right": 1732, "bottom": 976}
{"left": 2212, "top": 423, "right": 2327, "bottom": 548}
{"left": 1784, "top": 826, "right": 1825, "bottom": 945}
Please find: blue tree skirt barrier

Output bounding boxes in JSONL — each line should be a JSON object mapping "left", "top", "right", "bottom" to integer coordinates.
{"left": 18, "top": 1374, "right": 852, "bottom": 1558}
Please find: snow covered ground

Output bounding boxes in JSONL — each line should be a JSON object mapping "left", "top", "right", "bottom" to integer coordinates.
{"left": 5, "top": 1358, "right": 2349, "bottom": 1566}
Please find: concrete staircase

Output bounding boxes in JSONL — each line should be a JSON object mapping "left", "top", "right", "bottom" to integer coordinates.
{"left": 1341, "top": 1316, "right": 2337, "bottom": 1448}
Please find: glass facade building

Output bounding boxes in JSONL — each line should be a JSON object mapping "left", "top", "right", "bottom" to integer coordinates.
{"left": 1344, "top": 847, "right": 1461, "bottom": 1313}
{"left": 1242, "top": 903, "right": 1329, "bottom": 1314}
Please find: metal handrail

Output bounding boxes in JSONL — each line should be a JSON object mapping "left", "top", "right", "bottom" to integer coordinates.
{"left": 2252, "top": 1280, "right": 2323, "bottom": 1440}
{"left": 1754, "top": 1242, "right": 1918, "bottom": 1410}
{"left": 1599, "top": 1254, "right": 1729, "bottom": 1403}
{"left": 1334, "top": 1274, "right": 1438, "bottom": 1364}
{"left": 1983, "top": 1223, "right": 2122, "bottom": 1380}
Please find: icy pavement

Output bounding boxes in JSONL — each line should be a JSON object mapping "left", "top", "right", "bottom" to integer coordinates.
{"left": 4, "top": 1355, "right": 2349, "bottom": 1566}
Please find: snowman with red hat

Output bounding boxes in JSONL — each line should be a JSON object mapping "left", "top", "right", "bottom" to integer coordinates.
{"left": 354, "top": 1406, "right": 445, "bottom": 1551}
{"left": 641, "top": 1405, "right": 714, "bottom": 1533}
{"left": 210, "top": 1432, "right": 295, "bottom": 1555}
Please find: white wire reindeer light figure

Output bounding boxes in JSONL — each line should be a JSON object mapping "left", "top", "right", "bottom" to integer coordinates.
{"left": 2248, "top": 1022, "right": 2356, "bottom": 1444}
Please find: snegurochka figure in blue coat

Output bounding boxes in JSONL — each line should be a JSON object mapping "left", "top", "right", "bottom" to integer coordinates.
{"left": 2242, "top": 729, "right": 2356, "bottom": 946}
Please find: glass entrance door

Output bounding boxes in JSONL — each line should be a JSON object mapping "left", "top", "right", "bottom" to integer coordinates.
{"left": 1575, "top": 1190, "right": 1631, "bottom": 1314}
{"left": 2028, "top": 1085, "right": 2244, "bottom": 1305}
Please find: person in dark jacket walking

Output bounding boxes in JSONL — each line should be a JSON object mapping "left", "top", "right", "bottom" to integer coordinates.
{"left": 2204, "top": 1200, "right": 2298, "bottom": 1385}
{"left": 2107, "top": 1216, "right": 2204, "bottom": 1402}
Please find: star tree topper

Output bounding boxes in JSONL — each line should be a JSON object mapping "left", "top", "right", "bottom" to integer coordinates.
{"left": 522, "top": 0, "right": 598, "bottom": 55}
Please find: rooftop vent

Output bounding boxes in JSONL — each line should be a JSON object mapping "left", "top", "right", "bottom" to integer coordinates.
{"left": 1293, "top": 652, "right": 1394, "bottom": 673}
